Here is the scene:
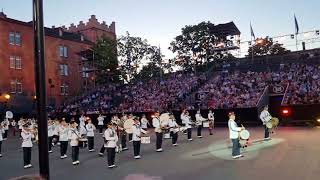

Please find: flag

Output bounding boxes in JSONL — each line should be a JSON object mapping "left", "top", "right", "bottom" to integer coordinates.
{"left": 294, "top": 14, "right": 299, "bottom": 34}
{"left": 250, "top": 22, "right": 255, "bottom": 39}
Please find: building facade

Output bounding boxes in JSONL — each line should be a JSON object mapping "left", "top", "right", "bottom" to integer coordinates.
{"left": 0, "top": 13, "right": 116, "bottom": 113}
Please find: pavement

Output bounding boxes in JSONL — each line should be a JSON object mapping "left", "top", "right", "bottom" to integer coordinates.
{"left": 0, "top": 126, "right": 320, "bottom": 180}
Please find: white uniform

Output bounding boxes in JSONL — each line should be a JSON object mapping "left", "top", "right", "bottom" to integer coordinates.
{"left": 124, "top": 118, "right": 134, "bottom": 134}
{"left": 59, "top": 126, "right": 70, "bottom": 141}
{"left": 132, "top": 124, "right": 147, "bottom": 141}
{"left": 208, "top": 112, "right": 214, "bottom": 121}
{"left": 69, "top": 128, "right": 80, "bottom": 147}
{"left": 86, "top": 124, "right": 95, "bottom": 137}
{"left": 260, "top": 110, "right": 272, "bottom": 125}
{"left": 168, "top": 119, "right": 179, "bottom": 132}
{"left": 97, "top": 116, "right": 104, "bottom": 126}
{"left": 140, "top": 117, "right": 149, "bottom": 129}
{"left": 195, "top": 113, "right": 206, "bottom": 126}
{"left": 79, "top": 125, "right": 87, "bottom": 136}
{"left": 152, "top": 117, "right": 162, "bottom": 133}
{"left": 181, "top": 114, "right": 192, "bottom": 129}
{"left": 228, "top": 120, "right": 242, "bottom": 139}
{"left": 2, "top": 119, "right": 9, "bottom": 130}
{"left": 104, "top": 128, "right": 118, "bottom": 148}
{"left": 21, "top": 130, "right": 34, "bottom": 147}
{"left": 79, "top": 116, "right": 86, "bottom": 127}
{"left": 48, "top": 124, "right": 54, "bottom": 137}
{"left": 0, "top": 127, "right": 5, "bottom": 141}
{"left": 18, "top": 120, "right": 23, "bottom": 130}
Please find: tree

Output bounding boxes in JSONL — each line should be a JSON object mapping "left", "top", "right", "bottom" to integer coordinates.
{"left": 247, "top": 37, "right": 290, "bottom": 57}
{"left": 117, "top": 32, "right": 151, "bottom": 83}
{"left": 134, "top": 61, "right": 164, "bottom": 80}
{"left": 169, "top": 21, "right": 222, "bottom": 70}
{"left": 92, "top": 35, "right": 120, "bottom": 84}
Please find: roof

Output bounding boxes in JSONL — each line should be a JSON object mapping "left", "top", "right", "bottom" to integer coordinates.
{"left": 211, "top": 21, "right": 241, "bottom": 37}
{"left": 0, "top": 16, "right": 93, "bottom": 45}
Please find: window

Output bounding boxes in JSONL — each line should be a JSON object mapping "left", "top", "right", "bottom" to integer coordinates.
{"left": 82, "top": 67, "right": 89, "bottom": 78}
{"left": 9, "top": 56, "right": 22, "bottom": 69}
{"left": 9, "top": 32, "right": 21, "bottom": 46}
{"left": 60, "top": 84, "right": 69, "bottom": 95}
{"left": 59, "top": 64, "right": 68, "bottom": 76}
{"left": 59, "top": 45, "right": 68, "bottom": 58}
{"left": 9, "top": 32, "right": 15, "bottom": 45}
{"left": 10, "top": 79, "right": 22, "bottom": 94}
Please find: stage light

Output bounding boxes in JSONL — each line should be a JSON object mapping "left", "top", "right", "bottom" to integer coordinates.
{"left": 282, "top": 109, "right": 289, "bottom": 115}
{"left": 256, "top": 39, "right": 264, "bottom": 44}
{"left": 317, "top": 119, "right": 320, "bottom": 123}
{"left": 4, "top": 94, "right": 10, "bottom": 100}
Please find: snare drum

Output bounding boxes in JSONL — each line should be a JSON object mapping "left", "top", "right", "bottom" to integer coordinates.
{"left": 239, "top": 130, "right": 250, "bottom": 140}
{"left": 266, "top": 121, "right": 273, "bottom": 129}
{"left": 78, "top": 138, "right": 88, "bottom": 148}
{"left": 203, "top": 122, "right": 209, "bottom": 128}
{"left": 164, "top": 133, "right": 171, "bottom": 139}
{"left": 141, "top": 136, "right": 151, "bottom": 144}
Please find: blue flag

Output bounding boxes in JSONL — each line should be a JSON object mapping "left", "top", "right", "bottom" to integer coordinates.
{"left": 294, "top": 14, "right": 299, "bottom": 34}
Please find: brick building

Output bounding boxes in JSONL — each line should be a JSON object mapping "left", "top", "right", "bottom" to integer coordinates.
{"left": 0, "top": 13, "right": 116, "bottom": 113}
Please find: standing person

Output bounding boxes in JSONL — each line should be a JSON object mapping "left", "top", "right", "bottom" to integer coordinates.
{"left": 180, "top": 110, "right": 187, "bottom": 135}
{"left": 195, "top": 110, "right": 206, "bottom": 138}
{"left": 59, "top": 120, "right": 70, "bottom": 159}
{"left": 52, "top": 119, "right": 60, "bottom": 146}
{"left": 11, "top": 119, "right": 17, "bottom": 136}
{"left": 47, "top": 119, "right": 54, "bottom": 153}
{"left": 140, "top": 114, "right": 149, "bottom": 131}
{"left": 168, "top": 114, "right": 179, "bottom": 146}
{"left": 208, "top": 110, "right": 214, "bottom": 135}
{"left": 117, "top": 116, "right": 128, "bottom": 151}
{"left": 228, "top": 112, "right": 244, "bottom": 159}
{"left": 21, "top": 123, "right": 34, "bottom": 168}
{"left": 18, "top": 118, "right": 24, "bottom": 138}
{"left": 124, "top": 115, "right": 134, "bottom": 142}
{"left": 69, "top": 121, "right": 80, "bottom": 165}
{"left": 152, "top": 112, "right": 163, "bottom": 152}
{"left": 132, "top": 118, "right": 147, "bottom": 159}
{"left": 86, "top": 119, "right": 96, "bottom": 152}
{"left": 259, "top": 106, "right": 272, "bottom": 140}
{"left": 104, "top": 122, "right": 118, "bottom": 168}
{"left": 181, "top": 110, "right": 193, "bottom": 141}
{"left": 0, "top": 123, "right": 5, "bottom": 157}
{"left": 79, "top": 114, "right": 86, "bottom": 128}
{"left": 97, "top": 114, "right": 105, "bottom": 134}
{"left": 2, "top": 118, "right": 9, "bottom": 140}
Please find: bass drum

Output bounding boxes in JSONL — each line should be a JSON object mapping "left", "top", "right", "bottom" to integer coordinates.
{"left": 266, "top": 121, "right": 273, "bottom": 129}
{"left": 271, "top": 117, "right": 279, "bottom": 127}
{"left": 239, "top": 130, "right": 250, "bottom": 140}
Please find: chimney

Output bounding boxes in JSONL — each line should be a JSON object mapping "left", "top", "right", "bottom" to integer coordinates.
{"left": 59, "top": 28, "right": 63, "bottom": 36}
{"left": 52, "top": 26, "right": 55, "bottom": 29}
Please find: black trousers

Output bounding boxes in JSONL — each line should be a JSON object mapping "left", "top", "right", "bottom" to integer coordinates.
{"left": 87, "top": 136, "right": 94, "bottom": 150}
{"left": 71, "top": 146, "right": 79, "bottom": 162}
{"left": 133, "top": 141, "right": 141, "bottom": 156}
{"left": 100, "top": 145, "right": 105, "bottom": 154}
{"left": 107, "top": 148, "right": 116, "bottom": 166}
{"left": 121, "top": 133, "right": 127, "bottom": 149}
{"left": 98, "top": 125, "right": 103, "bottom": 134}
{"left": 187, "top": 128, "right": 192, "bottom": 139}
{"left": 23, "top": 147, "right": 32, "bottom": 166}
{"left": 48, "top": 136, "right": 53, "bottom": 151}
{"left": 156, "top": 132, "right": 163, "bottom": 149}
{"left": 264, "top": 125, "right": 270, "bottom": 138}
{"left": 170, "top": 131, "right": 178, "bottom": 144}
{"left": 197, "top": 125, "right": 203, "bottom": 136}
{"left": 4, "top": 130, "right": 8, "bottom": 139}
{"left": 0, "top": 141, "right": 2, "bottom": 153}
{"left": 60, "top": 141, "right": 68, "bottom": 156}
{"left": 128, "top": 133, "right": 133, "bottom": 141}
{"left": 53, "top": 135, "right": 59, "bottom": 145}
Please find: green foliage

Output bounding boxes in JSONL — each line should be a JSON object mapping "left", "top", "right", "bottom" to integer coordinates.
{"left": 247, "top": 37, "right": 290, "bottom": 57}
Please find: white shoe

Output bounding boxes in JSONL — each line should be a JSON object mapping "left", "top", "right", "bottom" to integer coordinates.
{"left": 24, "top": 165, "right": 29, "bottom": 169}
{"left": 197, "top": 136, "right": 203, "bottom": 138}
{"left": 122, "top": 147, "right": 128, "bottom": 151}
{"left": 188, "top": 139, "right": 193, "bottom": 141}
{"left": 173, "top": 144, "right": 178, "bottom": 146}
{"left": 98, "top": 153, "right": 104, "bottom": 156}
{"left": 61, "top": 155, "right": 67, "bottom": 159}
{"left": 134, "top": 155, "right": 141, "bottom": 159}
{"left": 156, "top": 148, "right": 163, "bottom": 152}
{"left": 72, "top": 161, "right": 77, "bottom": 165}
{"left": 89, "top": 149, "right": 95, "bottom": 152}
{"left": 0, "top": 154, "right": 2, "bottom": 157}
{"left": 76, "top": 160, "right": 80, "bottom": 164}
{"left": 232, "top": 155, "right": 242, "bottom": 159}
{"left": 26, "top": 164, "right": 32, "bottom": 168}
{"left": 48, "top": 150, "right": 53, "bottom": 153}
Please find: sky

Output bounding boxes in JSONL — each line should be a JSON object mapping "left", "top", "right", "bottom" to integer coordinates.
{"left": 2, "top": 0, "right": 320, "bottom": 58}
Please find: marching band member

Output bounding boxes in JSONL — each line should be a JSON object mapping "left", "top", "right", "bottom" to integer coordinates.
{"left": 228, "top": 112, "right": 244, "bottom": 159}
{"left": 59, "top": 120, "right": 70, "bottom": 159}
{"left": 195, "top": 110, "right": 206, "bottom": 138}
{"left": 168, "top": 114, "right": 179, "bottom": 146}
{"left": 181, "top": 110, "right": 193, "bottom": 141}
{"left": 0, "top": 123, "right": 5, "bottom": 157}
{"left": 21, "top": 123, "right": 34, "bottom": 168}
{"left": 140, "top": 114, "right": 149, "bottom": 131}
{"left": 117, "top": 116, "right": 128, "bottom": 151}
{"left": 259, "top": 106, "right": 272, "bottom": 140}
{"left": 132, "top": 118, "right": 147, "bottom": 159}
{"left": 18, "top": 118, "right": 24, "bottom": 138}
{"left": 52, "top": 119, "right": 60, "bottom": 146}
{"left": 97, "top": 114, "right": 105, "bottom": 134}
{"left": 152, "top": 112, "right": 163, "bottom": 152}
{"left": 104, "top": 122, "right": 118, "bottom": 168}
{"left": 86, "top": 119, "right": 95, "bottom": 152}
{"left": 208, "top": 110, "right": 214, "bottom": 135}
{"left": 48, "top": 119, "right": 54, "bottom": 153}
{"left": 69, "top": 121, "right": 80, "bottom": 165}
{"left": 11, "top": 119, "right": 17, "bottom": 136}
{"left": 79, "top": 114, "right": 86, "bottom": 128}
{"left": 2, "top": 118, "right": 9, "bottom": 140}
{"left": 124, "top": 115, "right": 134, "bottom": 142}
